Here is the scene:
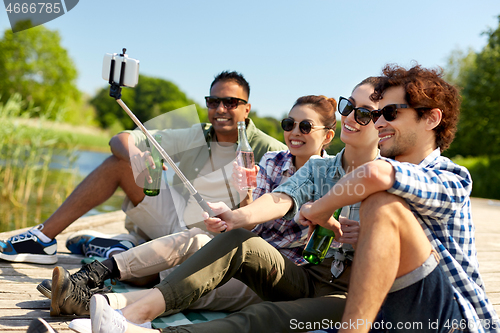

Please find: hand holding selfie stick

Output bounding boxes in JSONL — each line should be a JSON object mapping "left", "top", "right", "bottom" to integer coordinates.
{"left": 104, "top": 49, "right": 216, "bottom": 219}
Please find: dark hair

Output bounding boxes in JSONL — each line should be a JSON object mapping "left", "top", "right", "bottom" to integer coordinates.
{"left": 353, "top": 76, "right": 382, "bottom": 93}
{"left": 292, "top": 95, "right": 336, "bottom": 150}
{"left": 371, "top": 64, "right": 461, "bottom": 151}
{"left": 292, "top": 95, "right": 337, "bottom": 130}
{"left": 210, "top": 71, "right": 250, "bottom": 99}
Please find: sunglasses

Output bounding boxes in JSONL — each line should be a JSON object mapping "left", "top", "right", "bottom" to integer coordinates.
{"left": 205, "top": 96, "right": 247, "bottom": 110}
{"left": 338, "top": 96, "right": 373, "bottom": 126}
{"left": 371, "top": 104, "right": 409, "bottom": 123}
{"left": 281, "top": 118, "right": 328, "bottom": 134}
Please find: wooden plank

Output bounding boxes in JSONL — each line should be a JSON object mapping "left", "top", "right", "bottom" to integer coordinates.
{"left": 0, "top": 299, "right": 50, "bottom": 309}
{"left": 0, "top": 266, "right": 82, "bottom": 277}
{"left": 0, "top": 308, "right": 51, "bottom": 319}
{"left": 472, "top": 198, "right": 500, "bottom": 317}
{"left": 0, "top": 319, "right": 77, "bottom": 331}
{"left": 0, "top": 200, "right": 498, "bottom": 330}
{"left": 0, "top": 211, "right": 127, "bottom": 331}
{"left": 475, "top": 261, "right": 500, "bottom": 274}
{"left": 489, "top": 292, "right": 500, "bottom": 305}
{"left": 0, "top": 211, "right": 127, "bottom": 240}
{"left": 0, "top": 293, "right": 47, "bottom": 301}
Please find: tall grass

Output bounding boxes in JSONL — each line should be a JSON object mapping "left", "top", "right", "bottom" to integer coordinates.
{"left": 0, "top": 94, "right": 79, "bottom": 232}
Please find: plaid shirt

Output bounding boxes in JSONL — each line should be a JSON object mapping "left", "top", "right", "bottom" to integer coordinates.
{"left": 382, "top": 149, "right": 499, "bottom": 333}
{"left": 251, "top": 150, "right": 310, "bottom": 265}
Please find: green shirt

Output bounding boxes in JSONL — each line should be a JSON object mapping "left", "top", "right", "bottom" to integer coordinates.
{"left": 124, "top": 118, "right": 286, "bottom": 199}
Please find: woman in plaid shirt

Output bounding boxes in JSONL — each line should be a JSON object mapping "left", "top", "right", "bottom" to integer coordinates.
{"left": 234, "top": 94, "right": 337, "bottom": 266}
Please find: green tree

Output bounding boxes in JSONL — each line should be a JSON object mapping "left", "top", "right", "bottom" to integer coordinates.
{"left": 325, "top": 122, "right": 345, "bottom": 156}
{"left": 249, "top": 111, "right": 284, "bottom": 143}
{"left": 90, "top": 75, "right": 208, "bottom": 131}
{"left": 444, "top": 15, "right": 500, "bottom": 158}
{"left": 443, "top": 47, "right": 477, "bottom": 88}
{"left": 0, "top": 24, "right": 80, "bottom": 120}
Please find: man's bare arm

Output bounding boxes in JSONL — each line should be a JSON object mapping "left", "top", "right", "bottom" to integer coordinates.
{"left": 109, "top": 132, "right": 142, "bottom": 162}
{"left": 302, "top": 160, "right": 396, "bottom": 229}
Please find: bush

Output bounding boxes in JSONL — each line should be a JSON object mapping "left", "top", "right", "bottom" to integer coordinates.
{"left": 452, "top": 155, "right": 500, "bottom": 200}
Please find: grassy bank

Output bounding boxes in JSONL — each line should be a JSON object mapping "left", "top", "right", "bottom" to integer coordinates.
{"left": 13, "top": 117, "right": 113, "bottom": 152}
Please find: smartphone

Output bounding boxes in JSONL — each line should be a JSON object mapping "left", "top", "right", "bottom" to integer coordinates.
{"left": 102, "top": 53, "right": 140, "bottom": 88}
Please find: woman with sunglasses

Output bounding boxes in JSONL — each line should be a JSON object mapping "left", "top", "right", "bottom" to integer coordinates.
{"left": 232, "top": 95, "right": 336, "bottom": 264}
{"left": 63, "top": 95, "right": 337, "bottom": 332}
{"left": 234, "top": 95, "right": 335, "bottom": 203}
{"left": 69, "top": 79, "right": 382, "bottom": 333}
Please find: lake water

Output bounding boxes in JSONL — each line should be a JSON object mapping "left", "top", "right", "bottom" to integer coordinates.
{"left": 72, "top": 150, "right": 125, "bottom": 217}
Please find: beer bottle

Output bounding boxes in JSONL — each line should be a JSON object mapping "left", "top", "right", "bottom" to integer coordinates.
{"left": 302, "top": 207, "right": 342, "bottom": 265}
{"left": 143, "top": 134, "right": 163, "bottom": 196}
{"left": 236, "top": 121, "right": 257, "bottom": 190}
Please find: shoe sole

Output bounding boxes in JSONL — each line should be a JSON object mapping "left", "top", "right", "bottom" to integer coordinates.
{"left": 0, "top": 252, "right": 57, "bottom": 265}
{"left": 69, "top": 319, "right": 91, "bottom": 333}
{"left": 90, "top": 294, "right": 106, "bottom": 333}
{"left": 37, "top": 283, "right": 52, "bottom": 299}
{"left": 50, "top": 266, "right": 66, "bottom": 316}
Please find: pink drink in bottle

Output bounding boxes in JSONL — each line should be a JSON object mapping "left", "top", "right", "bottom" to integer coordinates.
{"left": 236, "top": 121, "right": 257, "bottom": 190}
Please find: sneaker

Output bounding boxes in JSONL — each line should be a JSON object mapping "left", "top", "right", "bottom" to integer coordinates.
{"left": 42, "top": 259, "right": 111, "bottom": 301}
{"left": 50, "top": 260, "right": 111, "bottom": 316}
{"left": 90, "top": 294, "right": 127, "bottom": 333}
{"left": 66, "top": 230, "right": 136, "bottom": 258}
{"left": 69, "top": 318, "right": 91, "bottom": 333}
{"left": 27, "top": 318, "right": 58, "bottom": 333}
{"left": 116, "top": 309, "right": 152, "bottom": 329}
{"left": 37, "top": 279, "right": 52, "bottom": 299}
{"left": 0, "top": 226, "right": 57, "bottom": 264}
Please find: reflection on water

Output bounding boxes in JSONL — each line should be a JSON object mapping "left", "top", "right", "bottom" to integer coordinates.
{"left": 0, "top": 150, "right": 125, "bottom": 233}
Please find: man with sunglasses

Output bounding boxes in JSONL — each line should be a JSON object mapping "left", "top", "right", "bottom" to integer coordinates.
{"left": 1, "top": 71, "right": 286, "bottom": 313}
{"left": 299, "top": 64, "right": 499, "bottom": 332}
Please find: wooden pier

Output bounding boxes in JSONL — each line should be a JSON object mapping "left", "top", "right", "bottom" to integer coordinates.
{"left": 0, "top": 198, "right": 499, "bottom": 332}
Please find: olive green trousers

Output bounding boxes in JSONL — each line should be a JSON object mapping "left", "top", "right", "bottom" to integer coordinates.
{"left": 155, "top": 229, "right": 349, "bottom": 332}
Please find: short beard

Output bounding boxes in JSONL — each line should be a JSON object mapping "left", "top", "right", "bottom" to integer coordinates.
{"left": 380, "top": 131, "right": 418, "bottom": 159}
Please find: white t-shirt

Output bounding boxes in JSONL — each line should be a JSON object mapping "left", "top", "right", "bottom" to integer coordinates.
{"left": 182, "top": 141, "right": 240, "bottom": 228}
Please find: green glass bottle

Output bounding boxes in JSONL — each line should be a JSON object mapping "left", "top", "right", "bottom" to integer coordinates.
{"left": 302, "top": 207, "right": 342, "bottom": 265}
{"left": 143, "top": 134, "right": 163, "bottom": 196}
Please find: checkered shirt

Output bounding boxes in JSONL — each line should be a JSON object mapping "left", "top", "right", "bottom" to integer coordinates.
{"left": 382, "top": 149, "right": 499, "bottom": 332}
{"left": 251, "top": 150, "right": 310, "bottom": 265}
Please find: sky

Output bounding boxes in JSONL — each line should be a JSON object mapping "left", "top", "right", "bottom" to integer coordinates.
{"left": 1, "top": 1, "right": 500, "bottom": 119}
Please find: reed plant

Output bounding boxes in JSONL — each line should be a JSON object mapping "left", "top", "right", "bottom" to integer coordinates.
{"left": 0, "top": 94, "right": 79, "bottom": 231}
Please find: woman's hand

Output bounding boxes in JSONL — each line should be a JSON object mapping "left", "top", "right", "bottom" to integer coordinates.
{"left": 232, "top": 161, "right": 259, "bottom": 193}
{"left": 202, "top": 202, "right": 233, "bottom": 233}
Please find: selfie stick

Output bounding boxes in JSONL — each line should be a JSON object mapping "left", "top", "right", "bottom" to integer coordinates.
{"left": 108, "top": 49, "right": 216, "bottom": 218}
